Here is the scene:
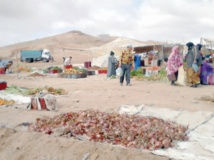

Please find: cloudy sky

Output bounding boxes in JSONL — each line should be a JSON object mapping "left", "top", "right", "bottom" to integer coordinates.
{"left": 0, "top": 0, "right": 214, "bottom": 47}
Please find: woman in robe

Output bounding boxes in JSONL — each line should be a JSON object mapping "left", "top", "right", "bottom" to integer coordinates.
{"left": 200, "top": 62, "right": 214, "bottom": 84}
{"left": 107, "top": 51, "right": 118, "bottom": 77}
{"left": 185, "top": 42, "right": 200, "bottom": 87}
{"left": 167, "top": 46, "right": 183, "bottom": 85}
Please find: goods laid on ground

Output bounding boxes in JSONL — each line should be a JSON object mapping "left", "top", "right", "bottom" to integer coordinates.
{"left": 29, "top": 91, "right": 57, "bottom": 111}
{"left": 29, "top": 110, "right": 188, "bottom": 150}
{"left": 131, "top": 68, "right": 167, "bottom": 81}
{"left": 0, "top": 98, "right": 15, "bottom": 106}
{"left": 64, "top": 65, "right": 72, "bottom": 69}
{"left": 4, "top": 85, "right": 66, "bottom": 96}
{"left": 43, "top": 66, "right": 63, "bottom": 74}
{"left": 28, "top": 72, "right": 47, "bottom": 77}
{"left": 4, "top": 85, "right": 28, "bottom": 95}
{"left": 98, "top": 67, "right": 108, "bottom": 74}
{"left": 64, "top": 68, "right": 80, "bottom": 74}
{"left": 27, "top": 86, "right": 66, "bottom": 95}
{"left": 14, "top": 66, "right": 31, "bottom": 73}
{"left": 0, "top": 81, "right": 7, "bottom": 90}
{"left": 87, "top": 70, "right": 95, "bottom": 75}
{"left": 0, "top": 67, "right": 6, "bottom": 74}
{"left": 145, "top": 66, "right": 160, "bottom": 77}
{"left": 58, "top": 67, "right": 88, "bottom": 79}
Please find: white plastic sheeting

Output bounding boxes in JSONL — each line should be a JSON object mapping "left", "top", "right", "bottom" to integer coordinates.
{"left": 91, "top": 54, "right": 119, "bottom": 68}
{"left": 119, "top": 105, "right": 214, "bottom": 160}
{"left": 0, "top": 92, "right": 31, "bottom": 104}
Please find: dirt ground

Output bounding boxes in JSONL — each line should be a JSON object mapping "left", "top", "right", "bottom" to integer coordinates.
{"left": 0, "top": 31, "right": 213, "bottom": 160}
{"left": 0, "top": 70, "right": 213, "bottom": 160}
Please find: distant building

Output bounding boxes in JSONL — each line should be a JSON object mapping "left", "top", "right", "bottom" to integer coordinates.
{"left": 97, "top": 34, "right": 111, "bottom": 41}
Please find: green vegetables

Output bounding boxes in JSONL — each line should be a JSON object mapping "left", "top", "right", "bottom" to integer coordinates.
{"left": 131, "top": 67, "right": 167, "bottom": 81}
{"left": 4, "top": 85, "right": 66, "bottom": 95}
{"left": 4, "top": 85, "right": 28, "bottom": 95}
{"left": 130, "top": 68, "right": 143, "bottom": 77}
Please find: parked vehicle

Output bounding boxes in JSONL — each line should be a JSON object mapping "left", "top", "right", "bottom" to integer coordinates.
{"left": 20, "top": 49, "right": 53, "bottom": 63}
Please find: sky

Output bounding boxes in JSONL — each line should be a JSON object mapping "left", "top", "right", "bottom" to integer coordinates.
{"left": 0, "top": 0, "right": 214, "bottom": 47}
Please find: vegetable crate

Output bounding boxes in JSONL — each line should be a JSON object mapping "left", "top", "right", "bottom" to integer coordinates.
{"left": 145, "top": 66, "right": 160, "bottom": 77}
{"left": 98, "top": 69, "right": 107, "bottom": 74}
{"left": 0, "top": 81, "right": 7, "bottom": 90}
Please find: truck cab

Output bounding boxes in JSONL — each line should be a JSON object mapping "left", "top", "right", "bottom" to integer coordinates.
{"left": 41, "top": 49, "right": 51, "bottom": 62}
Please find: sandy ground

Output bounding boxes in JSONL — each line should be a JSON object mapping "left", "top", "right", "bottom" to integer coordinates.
{"left": 0, "top": 31, "right": 213, "bottom": 160}
{"left": 0, "top": 70, "right": 214, "bottom": 160}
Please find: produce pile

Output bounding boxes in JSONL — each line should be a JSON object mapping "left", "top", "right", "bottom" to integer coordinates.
{"left": 131, "top": 68, "right": 167, "bottom": 81}
{"left": 0, "top": 98, "right": 15, "bottom": 106}
{"left": 27, "top": 86, "right": 66, "bottom": 95}
{"left": 28, "top": 72, "right": 47, "bottom": 77}
{"left": 14, "top": 66, "right": 31, "bottom": 73}
{"left": 4, "top": 85, "right": 66, "bottom": 95}
{"left": 4, "top": 85, "right": 28, "bottom": 95}
{"left": 29, "top": 110, "right": 188, "bottom": 150}
{"left": 43, "top": 66, "right": 63, "bottom": 73}
{"left": 64, "top": 68, "right": 82, "bottom": 74}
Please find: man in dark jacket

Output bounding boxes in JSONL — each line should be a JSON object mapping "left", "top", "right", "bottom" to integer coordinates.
{"left": 185, "top": 42, "right": 200, "bottom": 87}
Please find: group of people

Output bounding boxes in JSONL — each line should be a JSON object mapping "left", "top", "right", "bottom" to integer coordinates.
{"left": 107, "top": 45, "right": 135, "bottom": 86}
{"left": 166, "top": 42, "right": 213, "bottom": 87}
{"left": 108, "top": 42, "right": 213, "bottom": 88}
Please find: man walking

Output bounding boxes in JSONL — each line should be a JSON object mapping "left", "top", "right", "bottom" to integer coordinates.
{"left": 119, "top": 45, "right": 134, "bottom": 86}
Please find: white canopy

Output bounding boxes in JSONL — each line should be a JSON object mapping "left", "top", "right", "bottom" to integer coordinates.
{"left": 200, "top": 38, "right": 214, "bottom": 49}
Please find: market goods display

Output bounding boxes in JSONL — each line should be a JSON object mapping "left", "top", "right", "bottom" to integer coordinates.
{"left": 0, "top": 98, "right": 15, "bottom": 106}
{"left": 28, "top": 72, "right": 47, "bottom": 77}
{"left": 131, "top": 68, "right": 167, "bottom": 81}
{"left": 4, "top": 85, "right": 66, "bottom": 95}
{"left": 27, "top": 86, "right": 66, "bottom": 95}
{"left": 15, "top": 66, "right": 31, "bottom": 72}
{"left": 4, "top": 85, "right": 28, "bottom": 95}
{"left": 98, "top": 67, "right": 108, "bottom": 74}
{"left": 29, "top": 110, "right": 188, "bottom": 150}
{"left": 43, "top": 66, "right": 62, "bottom": 74}
{"left": 64, "top": 68, "right": 80, "bottom": 74}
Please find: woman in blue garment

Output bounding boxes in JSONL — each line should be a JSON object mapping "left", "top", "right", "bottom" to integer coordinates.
{"left": 134, "top": 54, "right": 141, "bottom": 70}
{"left": 200, "top": 62, "right": 214, "bottom": 84}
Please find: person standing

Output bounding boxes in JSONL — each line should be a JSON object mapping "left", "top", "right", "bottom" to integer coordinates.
{"left": 107, "top": 51, "right": 118, "bottom": 77}
{"left": 167, "top": 46, "right": 183, "bottom": 85}
{"left": 185, "top": 42, "right": 200, "bottom": 88}
{"left": 64, "top": 56, "right": 72, "bottom": 65}
{"left": 195, "top": 43, "right": 203, "bottom": 83}
{"left": 134, "top": 54, "right": 141, "bottom": 70}
{"left": 119, "top": 45, "right": 134, "bottom": 86}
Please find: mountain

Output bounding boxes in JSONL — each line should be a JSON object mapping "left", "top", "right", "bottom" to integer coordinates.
{"left": 0, "top": 30, "right": 165, "bottom": 65}
{"left": 0, "top": 31, "right": 117, "bottom": 60}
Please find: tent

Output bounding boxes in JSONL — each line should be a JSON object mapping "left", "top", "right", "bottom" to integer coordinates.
{"left": 200, "top": 38, "right": 214, "bottom": 56}
{"left": 91, "top": 54, "right": 119, "bottom": 68}
{"left": 200, "top": 38, "right": 214, "bottom": 50}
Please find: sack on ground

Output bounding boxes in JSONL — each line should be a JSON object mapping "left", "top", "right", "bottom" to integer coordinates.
{"left": 116, "top": 67, "right": 123, "bottom": 77}
{"left": 29, "top": 91, "right": 57, "bottom": 111}
{"left": 177, "top": 66, "right": 187, "bottom": 86}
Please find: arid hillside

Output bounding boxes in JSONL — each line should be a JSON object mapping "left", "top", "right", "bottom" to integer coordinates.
{"left": 0, "top": 31, "right": 164, "bottom": 65}
{"left": 0, "top": 31, "right": 117, "bottom": 64}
